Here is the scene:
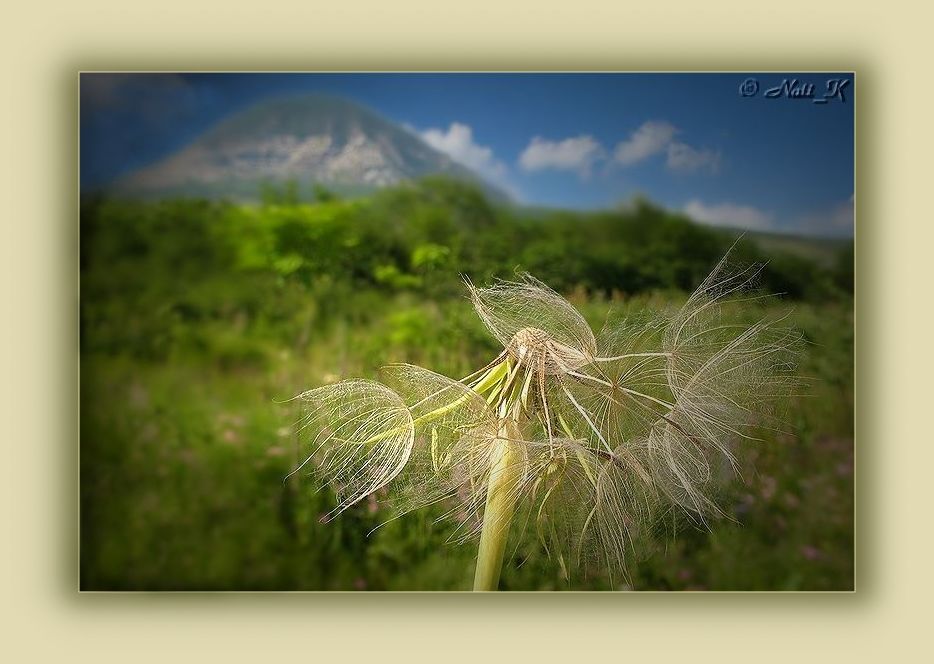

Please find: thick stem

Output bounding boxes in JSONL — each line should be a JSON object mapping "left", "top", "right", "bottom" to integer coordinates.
{"left": 473, "top": 422, "right": 523, "bottom": 591}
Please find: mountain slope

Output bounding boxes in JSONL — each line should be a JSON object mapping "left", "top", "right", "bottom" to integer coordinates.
{"left": 112, "top": 94, "right": 510, "bottom": 202}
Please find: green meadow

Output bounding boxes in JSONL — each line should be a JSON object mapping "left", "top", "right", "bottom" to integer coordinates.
{"left": 80, "top": 178, "right": 853, "bottom": 590}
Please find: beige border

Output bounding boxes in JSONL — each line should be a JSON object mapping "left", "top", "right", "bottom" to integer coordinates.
{"left": 1, "top": 0, "right": 926, "bottom": 660}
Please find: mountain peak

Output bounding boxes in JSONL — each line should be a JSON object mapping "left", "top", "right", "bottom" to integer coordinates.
{"left": 112, "top": 94, "right": 509, "bottom": 203}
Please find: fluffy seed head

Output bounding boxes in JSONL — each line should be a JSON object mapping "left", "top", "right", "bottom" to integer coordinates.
{"left": 289, "top": 252, "right": 800, "bottom": 583}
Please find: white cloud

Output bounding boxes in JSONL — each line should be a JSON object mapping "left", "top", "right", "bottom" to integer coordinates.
{"left": 514, "top": 120, "right": 720, "bottom": 181}
{"left": 419, "top": 122, "right": 507, "bottom": 180}
{"left": 683, "top": 199, "right": 775, "bottom": 231}
{"left": 518, "top": 135, "right": 603, "bottom": 175}
{"left": 666, "top": 142, "right": 721, "bottom": 174}
{"left": 613, "top": 121, "right": 720, "bottom": 175}
{"left": 614, "top": 121, "right": 678, "bottom": 166}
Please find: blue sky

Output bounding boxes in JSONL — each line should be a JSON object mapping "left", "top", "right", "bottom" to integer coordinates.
{"left": 81, "top": 73, "right": 854, "bottom": 237}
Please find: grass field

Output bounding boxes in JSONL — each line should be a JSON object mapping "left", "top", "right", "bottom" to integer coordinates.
{"left": 79, "top": 184, "right": 853, "bottom": 590}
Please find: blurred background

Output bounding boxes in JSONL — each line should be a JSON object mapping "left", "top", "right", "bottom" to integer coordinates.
{"left": 80, "top": 73, "right": 853, "bottom": 590}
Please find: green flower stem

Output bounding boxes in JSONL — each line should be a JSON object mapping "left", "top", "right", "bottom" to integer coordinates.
{"left": 473, "top": 420, "right": 523, "bottom": 591}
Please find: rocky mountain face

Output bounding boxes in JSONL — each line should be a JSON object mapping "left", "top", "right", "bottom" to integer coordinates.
{"left": 112, "top": 94, "right": 509, "bottom": 202}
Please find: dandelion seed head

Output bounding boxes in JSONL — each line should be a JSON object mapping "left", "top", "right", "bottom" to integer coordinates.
{"left": 289, "top": 251, "right": 802, "bottom": 585}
